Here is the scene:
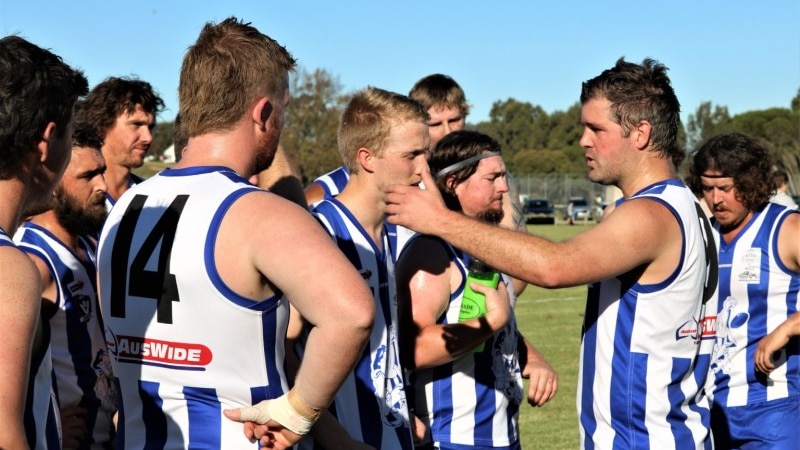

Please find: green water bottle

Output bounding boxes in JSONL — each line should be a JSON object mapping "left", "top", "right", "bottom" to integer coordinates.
{"left": 459, "top": 258, "right": 500, "bottom": 352}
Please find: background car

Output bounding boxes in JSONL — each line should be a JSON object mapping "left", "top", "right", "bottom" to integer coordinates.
{"left": 567, "top": 197, "right": 593, "bottom": 221}
{"left": 524, "top": 198, "right": 555, "bottom": 224}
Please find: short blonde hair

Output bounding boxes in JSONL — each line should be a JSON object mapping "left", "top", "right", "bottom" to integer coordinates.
{"left": 337, "top": 87, "right": 428, "bottom": 172}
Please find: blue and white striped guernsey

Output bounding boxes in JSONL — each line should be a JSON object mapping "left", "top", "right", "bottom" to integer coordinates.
{"left": 15, "top": 223, "right": 116, "bottom": 449}
{"left": 709, "top": 203, "right": 800, "bottom": 407}
{"left": 306, "top": 197, "right": 414, "bottom": 450}
{"left": 577, "top": 179, "right": 714, "bottom": 450}
{"left": 310, "top": 165, "right": 350, "bottom": 204}
{"left": 98, "top": 166, "right": 289, "bottom": 449}
{"left": 404, "top": 235, "right": 523, "bottom": 450}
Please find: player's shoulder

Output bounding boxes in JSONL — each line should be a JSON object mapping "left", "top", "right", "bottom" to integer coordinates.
{"left": 0, "top": 244, "right": 39, "bottom": 285}
{"left": 226, "top": 189, "right": 318, "bottom": 233}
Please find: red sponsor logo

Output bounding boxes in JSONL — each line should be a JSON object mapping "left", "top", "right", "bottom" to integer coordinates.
{"left": 115, "top": 335, "right": 212, "bottom": 366}
{"left": 699, "top": 315, "right": 716, "bottom": 338}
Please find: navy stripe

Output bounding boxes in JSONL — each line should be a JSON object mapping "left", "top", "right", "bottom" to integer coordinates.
{"left": 184, "top": 386, "right": 221, "bottom": 449}
{"left": 473, "top": 351, "right": 495, "bottom": 443}
{"left": 261, "top": 309, "right": 285, "bottom": 400}
{"left": 205, "top": 187, "right": 282, "bottom": 310}
{"left": 139, "top": 380, "right": 168, "bottom": 449}
{"left": 667, "top": 357, "right": 692, "bottom": 447}
{"left": 432, "top": 363, "right": 455, "bottom": 441}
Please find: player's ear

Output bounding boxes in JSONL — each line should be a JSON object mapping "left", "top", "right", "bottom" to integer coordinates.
{"left": 445, "top": 174, "right": 458, "bottom": 193}
{"left": 632, "top": 120, "right": 652, "bottom": 150}
{"left": 251, "top": 97, "right": 272, "bottom": 130}
{"left": 357, "top": 147, "right": 375, "bottom": 173}
{"left": 36, "top": 121, "right": 57, "bottom": 164}
{"left": 261, "top": 101, "right": 272, "bottom": 123}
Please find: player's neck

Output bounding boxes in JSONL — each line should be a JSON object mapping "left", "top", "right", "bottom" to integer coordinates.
{"left": 619, "top": 159, "right": 677, "bottom": 199}
{"left": 337, "top": 179, "right": 387, "bottom": 250}
{"left": 104, "top": 163, "right": 133, "bottom": 201}
{"left": 176, "top": 132, "right": 255, "bottom": 179}
{"left": 0, "top": 179, "right": 28, "bottom": 235}
{"left": 28, "top": 211, "right": 82, "bottom": 253}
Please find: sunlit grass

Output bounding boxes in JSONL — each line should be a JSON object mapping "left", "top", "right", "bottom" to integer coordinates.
{"left": 517, "top": 224, "right": 589, "bottom": 449}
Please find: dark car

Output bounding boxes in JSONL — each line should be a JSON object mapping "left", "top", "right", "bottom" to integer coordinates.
{"left": 524, "top": 198, "right": 555, "bottom": 224}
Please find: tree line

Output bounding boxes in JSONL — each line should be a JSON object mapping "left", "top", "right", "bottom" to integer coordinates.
{"left": 151, "top": 67, "right": 800, "bottom": 185}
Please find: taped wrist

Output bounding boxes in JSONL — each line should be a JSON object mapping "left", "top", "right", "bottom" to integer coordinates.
{"left": 270, "top": 389, "right": 323, "bottom": 435}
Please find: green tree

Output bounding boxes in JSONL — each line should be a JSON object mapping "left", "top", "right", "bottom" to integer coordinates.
{"left": 282, "top": 67, "right": 350, "bottom": 183}
{"left": 545, "top": 103, "right": 582, "bottom": 151}
{"left": 150, "top": 120, "right": 175, "bottom": 161}
{"left": 727, "top": 107, "right": 800, "bottom": 179}
{"left": 685, "top": 101, "right": 731, "bottom": 151}
{"left": 512, "top": 149, "right": 573, "bottom": 174}
{"left": 473, "top": 99, "right": 545, "bottom": 171}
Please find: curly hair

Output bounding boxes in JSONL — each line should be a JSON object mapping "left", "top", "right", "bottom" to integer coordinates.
{"left": 71, "top": 101, "right": 103, "bottom": 150}
{"left": 687, "top": 133, "right": 774, "bottom": 211}
{"left": 77, "top": 76, "right": 164, "bottom": 140}
{"left": 0, "top": 36, "right": 88, "bottom": 179}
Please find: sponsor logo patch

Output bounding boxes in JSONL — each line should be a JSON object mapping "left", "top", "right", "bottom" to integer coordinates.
{"left": 106, "top": 332, "right": 212, "bottom": 370}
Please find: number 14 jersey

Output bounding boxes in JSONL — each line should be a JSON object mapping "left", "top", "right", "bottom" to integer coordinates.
{"left": 97, "top": 166, "right": 290, "bottom": 449}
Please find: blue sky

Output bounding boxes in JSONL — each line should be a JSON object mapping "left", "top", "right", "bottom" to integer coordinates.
{"left": 2, "top": 1, "right": 798, "bottom": 125}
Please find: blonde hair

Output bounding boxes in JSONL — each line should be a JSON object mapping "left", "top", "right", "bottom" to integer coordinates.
{"left": 337, "top": 87, "right": 428, "bottom": 172}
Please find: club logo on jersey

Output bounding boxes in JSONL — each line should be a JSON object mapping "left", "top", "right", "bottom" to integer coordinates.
{"left": 738, "top": 248, "right": 762, "bottom": 283}
{"left": 105, "top": 331, "right": 212, "bottom": 370}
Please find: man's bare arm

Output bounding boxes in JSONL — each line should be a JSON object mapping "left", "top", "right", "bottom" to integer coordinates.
{"left": 387, "top": 168, "right": 678, "bottom": 289}
{"left": 0, "top": 247, "right": 41, "bottom": 449}
{"left": 518, "top": 333, "right": 558, "bottom": 407}
{"left": 238, "top": 192, "right": 373, "bottom": 410}
{"left": 396, "top": 238, "right": 510, "bottom": 369}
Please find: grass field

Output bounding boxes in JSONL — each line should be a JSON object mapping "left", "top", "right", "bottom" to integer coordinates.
{"left": 517, "top": 224, "right": 592, "bottom": 449}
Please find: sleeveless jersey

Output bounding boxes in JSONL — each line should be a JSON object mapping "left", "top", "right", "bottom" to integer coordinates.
{"left": 709, "top": 203, "right": 800, "bottom": 407}
{"left": 5, "top": 228, "right": 61, "bottom": 450}
{"left": 97, "top": 166, "right": 290, "bottom": 449}
{"left": 16, "top": 223, "right": 116, "bottom": 449}
{"left": 304, "top": 198, "right": 414, "bottom": 449}
{"left": 311, "top": 166, "right": 350, "bottom": 202}
{"left": 310, "top": 166, "right": 414, "bottom": 261}
{"left": 577, "top": 179, "right": 715, "bottom": 450}
{"left": 409, "top": 236, "right": 524, "bottom": 449}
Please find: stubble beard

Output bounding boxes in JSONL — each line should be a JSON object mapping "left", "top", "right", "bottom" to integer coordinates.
{"left": 253, "top": 122, "right": 281, "bottom": 175}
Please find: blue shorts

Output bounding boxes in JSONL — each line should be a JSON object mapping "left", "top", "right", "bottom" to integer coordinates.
{"left": 711, "top": 395, "right": 800, "bottom": 449}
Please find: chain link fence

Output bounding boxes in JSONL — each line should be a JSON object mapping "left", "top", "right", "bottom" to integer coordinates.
{"left": 512, "top": 173, "right": 621, "bottom": 221}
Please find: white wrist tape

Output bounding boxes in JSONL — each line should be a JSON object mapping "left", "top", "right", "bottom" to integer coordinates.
{"left": 233, "top": 389, "right": 322, "bottom": 436}
{"left": 266, "top": 394, "right": 315, "bottom": 435}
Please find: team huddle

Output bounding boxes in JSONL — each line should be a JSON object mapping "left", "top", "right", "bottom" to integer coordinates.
{"left": 2, "top": 15, "right": 798, "bottom": 450}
